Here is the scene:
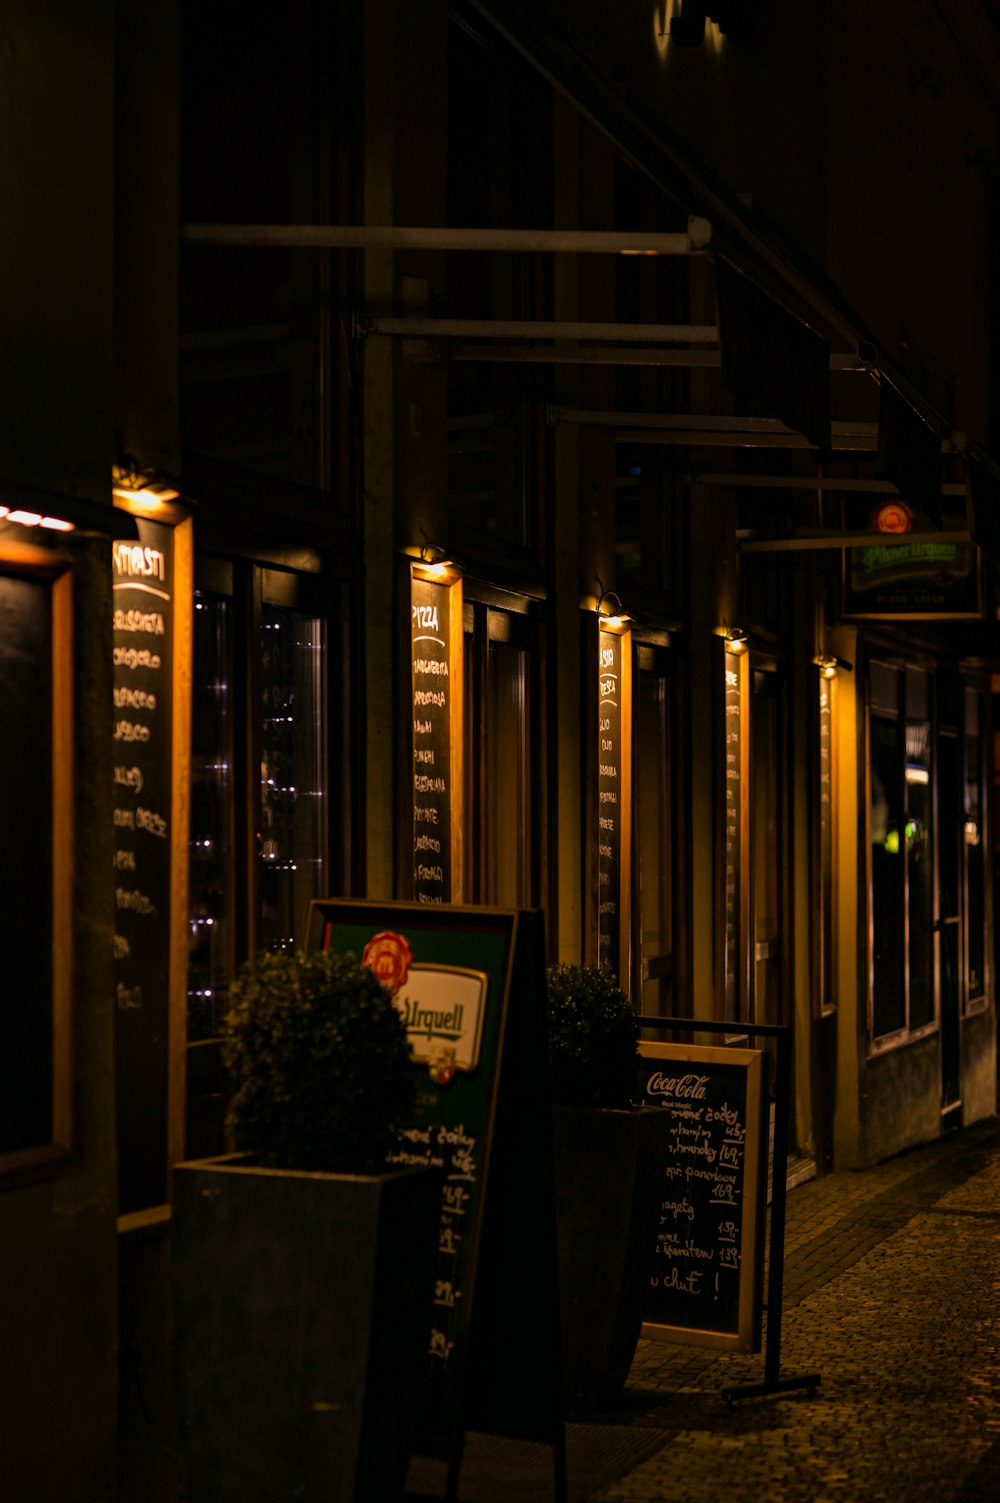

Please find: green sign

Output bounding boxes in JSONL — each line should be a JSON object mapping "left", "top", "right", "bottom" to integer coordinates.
{"left": 306, "top": 899, "right": 561, "bottom": 1471}
{"left": 842, "top": 540, "right": 982, "bottom": 620}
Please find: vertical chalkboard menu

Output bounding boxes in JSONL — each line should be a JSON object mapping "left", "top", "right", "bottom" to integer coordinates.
{"left": 0, "top": 564, "right": 71, "bottom": 1173}
{"left": 112, "top": 513, "right": 191, "bottom": 1220}
{"left": 722, "top": 648, "right": 743, "bottom": 1019}
{"left": 409, "top": 565, "right": 463, "bottom": 904}
{"left": 637, "top": 1041, "right": 767, "bottom": 1352}
{"left": 597, "top": 623, "right": 631, "bottom": 979}
{"left": 818, "top": 676, "right": 834, "bottom": 1008}
{"left": 307, "top": 899, "right": 561, "bottom": 1471}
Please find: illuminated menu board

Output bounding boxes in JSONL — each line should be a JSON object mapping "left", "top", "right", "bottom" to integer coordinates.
{"left": 112, "top": 511, "right": 191, "bottom": 1219}
{"left": 410, "top": 565, "right": 462, "bottom": 905}
{"left": 818, "top": 676, "right": 834, "bottom": 1008}
{"left": 596, "top": 622, "right": 631, "bottom": 982}
{"left": 723, "top": 648, "right": 743, "bottom": 1021}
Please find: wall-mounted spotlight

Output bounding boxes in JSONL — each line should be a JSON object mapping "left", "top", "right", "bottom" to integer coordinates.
{"left": 595, "top": 577, "right": 631, "bottom": 628}
{"left": 724, "top": 626, "right": 748, "bottom": 655}
{"left": 414, "top": 529, "right": 455, "bottom": 580}
{"left": 409, "top": 526, "right": 457, "bottom": 577}
{"left": 112, "top": 461, "right": 181, "bottom": 518}
{"left": 813, "top": 655, "right": 854, "bottom": 679}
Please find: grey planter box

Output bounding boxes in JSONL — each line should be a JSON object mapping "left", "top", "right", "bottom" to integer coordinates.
{"left": 172, "top": 1157, "right": 439, "bottom": 1503}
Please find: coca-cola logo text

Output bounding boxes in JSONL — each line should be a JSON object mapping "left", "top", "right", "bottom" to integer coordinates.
{"left": 646, "top": 1071, "right": 710, "bottom": 1101}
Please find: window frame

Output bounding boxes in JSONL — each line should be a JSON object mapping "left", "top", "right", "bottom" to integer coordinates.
{"left": 865, "top": 653, "right": 940, "bottom": 1053}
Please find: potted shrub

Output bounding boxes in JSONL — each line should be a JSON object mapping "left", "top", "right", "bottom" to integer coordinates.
{"left": 547, "top": 962, "right": 668, "bottom": 1413}
{"left": 171, "top": 948, "right": 440, "bottom": 1503}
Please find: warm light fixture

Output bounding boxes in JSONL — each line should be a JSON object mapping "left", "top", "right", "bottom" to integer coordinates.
{"left": 724, "top": 626, "right": 748, "bottom": 655}
{"left": 417, "top": 530, "right": 454, "bottom": 579}
{"left": 4, "top": 507, "right": 73, "bottom": 531}
{"left": 112, "top": 461, "right": 181, "bottom": 517}
{"left": 813, "top": 654, "right": 854, "bottom": 678}
{"left": 0, "top": 476, "right": 137, "bottom": 537}
{"left": 595, "top": 577, "right": 631, "bottom": 628}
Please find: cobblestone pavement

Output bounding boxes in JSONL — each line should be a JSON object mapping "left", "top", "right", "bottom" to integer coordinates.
{"left": 595, "top": 1114, "right": 1000, "bottom": 1503}
{"left": 443, "top": 1114, "right": 1000, "bottom": 1502}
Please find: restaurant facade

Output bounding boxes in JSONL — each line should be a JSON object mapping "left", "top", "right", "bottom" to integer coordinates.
{"left": 3, "top": 2, "right": 1000, "bottom": 1497}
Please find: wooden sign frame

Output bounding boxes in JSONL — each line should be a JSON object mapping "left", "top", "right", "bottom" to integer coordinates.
{"left": 637, "top": 1040, "right": 768, "bottom": 1353}
{"left": 112, "top": 501, "right": 192, "bottom": 1229}
{"left": 596, "top": 618, "right": 632, "bottom": 983}
{"left": 400, "top": 557, "right": 464, "bottom": 904}
{"left": 306, "top": 898, "right": 563, "bottom": 1497}
{"left": 0, "top": 545, "right": 73, "bottom": 1182}
{"left": 841, "top": 539, "right": 984, "bottom": 620}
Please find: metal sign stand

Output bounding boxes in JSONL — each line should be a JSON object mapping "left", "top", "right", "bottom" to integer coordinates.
{"left": 638, "top": 1017, "right": 821, "bottom": 1405}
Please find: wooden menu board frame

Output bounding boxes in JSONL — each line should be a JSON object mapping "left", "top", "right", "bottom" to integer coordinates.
{"left": 112, "top": 501, "right": 192, "bottom": 1229}
{"left": 0, "top": 544, "right": 73, "bottom": 1181}
{"left": 637, "top": 1040, "right": 768, "bottom": 1353}
{"left": 307, "top": 899, "right": 564, "bottom": 1499}
{"left": 399, "top": 556, "right": 464, "bottom": 905}
{"left": 596, "top": 618, "right": 632, "bottom": 983}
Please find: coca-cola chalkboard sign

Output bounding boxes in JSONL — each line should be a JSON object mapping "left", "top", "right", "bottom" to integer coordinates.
{"left": 637, "top": 1041, "right": 768, "bottom": 1352}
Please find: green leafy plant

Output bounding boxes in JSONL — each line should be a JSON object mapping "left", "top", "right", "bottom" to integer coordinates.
{"left": 545, "top": 962, "right": 639, "bottom": 1109}
{"left": 222, "top": 947, "right": 416, "bottom": 1174}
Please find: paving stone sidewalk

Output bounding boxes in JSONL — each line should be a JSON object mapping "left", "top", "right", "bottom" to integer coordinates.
{"left": 597, "top": 1114, "right": 1000, "bottom": 1502}
{"left": 447, "top": 1114, "right": 1000, "bottom": 1502}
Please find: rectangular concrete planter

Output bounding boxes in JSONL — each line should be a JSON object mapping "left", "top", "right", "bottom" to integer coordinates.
{"left": 172, "top": 1156, "right": 439, "bottom": 1503}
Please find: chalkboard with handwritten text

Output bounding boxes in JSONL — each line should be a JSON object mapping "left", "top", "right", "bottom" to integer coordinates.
{"left": 0, "top": 573, "right": 54, "bottom": 1160}
{"left": 637, "top": 1042, "right": 767, "bottom": 1352}
{"left": 597, "top": 625, "right": 623, "bottom": 973}
{"left": 307, "top": 899, "right": 560, "bottom": 1463}
{"left": 112, "top": 517, "right": 174, "bottom": 1215}
{"left": 410, "top": 574, "right": 453, "bottom": 903}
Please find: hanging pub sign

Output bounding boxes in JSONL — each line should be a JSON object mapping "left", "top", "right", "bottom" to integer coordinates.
{"left": 407, "top": 554, "right": 463, "bottom": 904}
{"left": 597, "top": 616, "right": 631, "bottom": 981}
{"left": 841, "top": 538, "right": 983, "bottom": 620}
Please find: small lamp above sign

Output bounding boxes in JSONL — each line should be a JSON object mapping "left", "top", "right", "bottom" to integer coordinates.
{"left": 723, "top": 626, "right": 748, "bottom": 655}
{"left": 112, "top": 462, "right": 182, "bottom": 521}
{"left": 595, "top": 577, "right": 632, "bottom": 631}
{"left": 411, "top": 530, "right": 458, "bottom": 584}
{"left": 813, "top": 655, "right": 853, "bottom": 680}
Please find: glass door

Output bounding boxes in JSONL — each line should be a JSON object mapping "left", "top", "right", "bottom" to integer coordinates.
{"left": 185, "top": 559, "right": 344, "bottom": 1157}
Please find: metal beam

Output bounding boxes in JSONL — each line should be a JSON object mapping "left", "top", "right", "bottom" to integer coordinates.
{"left": 738, "top": 532, "right": 972, "bottom": 553}
{"left": 358, "top": 314, "right": 718, "bottom": 344}
{"left": 181, "top": 219, "right": 712, "bottom": 255}
{"left": 689, "top": 473, "right": 967, "bottom": 494}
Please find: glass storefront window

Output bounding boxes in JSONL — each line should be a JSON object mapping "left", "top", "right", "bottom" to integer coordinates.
{"left": 634, "top": 645, "right": 673, "bottom": 1012}
{"left": 905, "top": 669, "right": 934, "bottom": 1031}
{"left": 870, "top": 665, "right": 905, "bottom": 1039}
{"left": 869, "top": 661, "right": 936, "bottom": 1043}
{"left": 185, "top": 566, "right": 339, "bottom": 1159}
{"left": 188, "top": 590, "right": 232, "bottom": 1043}
{"left": 463, "top": 601, "right": 543, "bottom": 912}
{"left": 965, "top": 686, "right": 985, "bottom": 1005}
{"left": 259, "top": 604, "right": 327, "bottom": 952}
